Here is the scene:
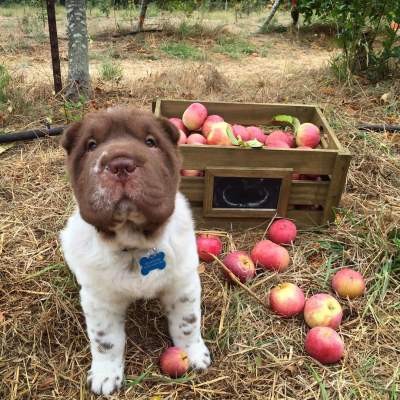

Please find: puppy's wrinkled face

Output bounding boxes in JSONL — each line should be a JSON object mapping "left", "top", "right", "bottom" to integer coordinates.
{"left": 61, "top": 107, "right": 181, "bottom": 235}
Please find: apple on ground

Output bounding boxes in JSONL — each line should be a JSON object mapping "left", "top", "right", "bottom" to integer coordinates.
{"left": 202, "top": 115, "right": 224, "bottom": 137}
{"left": 246, "top": 126, "right": 266, "bottom": 144}
{"left": 180, "top": 170, "right": 204, "bottom": 177}
{"left": 182, "top": 103, "right": 208, "bottom": 131}
{"left": 266, "top": 130, "right": 295, "bottom": 147}
{"left": 169, "top": 117, "right": 188, "bottom": 134}
{"left": 196, "top": 234, "right": 223, "bottom": 262}
{"left": 267, "top": 219, "right": 297, "bottom": 245}
{"left": 332, "top": 268, "right": 366, "bottom": 299}
{"left": 160, "top": 347, "right": 189, "bottom": 378}
{"left": 207, "top": 122, "right": 233, "bottom": 146}
{"left": 223, "top": 251, "right": 256, "bottom": 283}
{"left": 187, "top": 133, "right": 207, "bottom": 145}
{"left": 296, "top": 123, "right": 321, "bottom": 148}
{"left": 269, "top": 282, "right": 305, "bottom": 317}
{"left": 232, "top": 124, "right": 251, "bottom": 141}
{"left": 304, "top": 293, "right": 343, "bottom": 329}
{"left": 305, "top": 327, "right": 344, "bottom": 364}
{"left": 251, "top": 240, "right": 290, "bottom": 272}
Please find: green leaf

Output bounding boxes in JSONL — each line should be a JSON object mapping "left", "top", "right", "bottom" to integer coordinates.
{"left": 246, "top": 139, "right": 264, "bottom": 148}
{"left": 226, "top": 125, "right": 238, "bottom": 145}
{"left": 273, "top": 114, "right": 301, "bottom": 133}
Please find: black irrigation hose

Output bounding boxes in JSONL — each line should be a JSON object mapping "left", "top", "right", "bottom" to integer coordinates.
{"left": 358, "top": 124, "right": 400, "bottom": 132}
{"left": 0, "top": 126, "right": 66, "bottom": 144}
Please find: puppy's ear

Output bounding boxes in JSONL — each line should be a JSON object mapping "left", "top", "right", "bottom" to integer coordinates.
{"left": 158, "top": 117, "right": 180, "bottom": 145}
{"left": 61, "top": 121, "right": 82, "bottom": 154}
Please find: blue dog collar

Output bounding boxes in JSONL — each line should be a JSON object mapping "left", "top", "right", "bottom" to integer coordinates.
{"left": 138, "top": 248, "right": 166, "bottom": 276}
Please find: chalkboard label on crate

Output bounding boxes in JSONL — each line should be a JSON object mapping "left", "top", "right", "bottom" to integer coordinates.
{"left": 213, "top": 177, "right": 281, "bottom": 210}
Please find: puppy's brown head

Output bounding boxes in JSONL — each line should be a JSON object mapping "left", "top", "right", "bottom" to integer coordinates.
{"left": 62, "top": 107, "right": 181, "bottom": 236}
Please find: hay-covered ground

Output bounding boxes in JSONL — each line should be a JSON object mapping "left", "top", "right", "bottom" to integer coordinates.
{"left": 0, "top": 5, "right": 399, "bottom": 400}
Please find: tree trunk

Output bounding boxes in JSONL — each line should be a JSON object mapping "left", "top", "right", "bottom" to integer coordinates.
{"left": 260, "top": 0, "right": 282, "bottom": 32}
{"left": 46, "top": 0, "right": 62, "bottom": 94}
{"left": 138, "top": 0, "right": 149, "bottom": 31}
{"left": 65, "top": 0, "right": 90, "bottom": 100}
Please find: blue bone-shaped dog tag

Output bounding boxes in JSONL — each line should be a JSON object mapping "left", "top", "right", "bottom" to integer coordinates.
{"left": 139, "top": 250, "right": 166, "bottom": 276}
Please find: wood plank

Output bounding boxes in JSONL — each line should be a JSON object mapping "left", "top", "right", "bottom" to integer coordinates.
{"left": 180, "top": 145, "right": 338, "bottom": 175}
{"left": 322, "top": 151, "right": 352, "bottom": 223}
{"left": 180, "top": 178, "right": 330, "bottom": 205}
{"left": 314, "top": 107, "right": 342, "bottom": 150}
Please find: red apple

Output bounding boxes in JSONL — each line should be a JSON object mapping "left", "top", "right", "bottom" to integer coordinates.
{"left": 304, "top": 293, "right": 343, "bottom": 329}
{"left": 246, "top": 126, "right": 266, "bottom": 144}
{"left": 296, "top": 123, "right": 320, "bottom": 148}
{"left": 182, "top": 103, "right": 208, "bottom": 131}
{"left": 266, "top": 130, "right": 295, "bottom": 147}
{"left": 160, "top": 347, "right": 189, "bottom": 378}
{"left": 251, "top": 240, "right": 290, "bottom": 272}
{"left": 269, "top": 282, "right": 305, "bottom": 317}
{"left": 178, "top": 130, "right": 187, "bottom": 144}
{"left": 223, "top": 251, "right": 256, "bottom": 283}
{"left": 196, "top": 234, "right": 223, "bottom": 262}
{"left": 187, "top": 133, "right": 207, "bottom": 145}
{"left": 232, "top": 124, "right": 251, "bottom": 141}
{"left": 305, "top": 327, "right": 344, "bottom": 364}
{"left": 207, "top": 122, "right": 233, "bottom": 146}
{"left": 169, "top": 117, "right": 188, "bottom": 134}
{"left": 267, "top": 219, "right": 297, "bottom": 245}
{"left": 181, "top": 170, "right": 204, "bottom": 177}
{"left": 331, "top": 268, "right": 366, "bottom": 299}
{"left": 265, "top": 140, "right": 290, "bottom": 149}
{"left": 202, "top": 115, "right": 224, "bottom": 137}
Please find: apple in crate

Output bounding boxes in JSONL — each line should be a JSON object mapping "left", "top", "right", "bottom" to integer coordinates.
{"left": 223, "top": 251, "right": 256, "bottom": 283}
{"left": 246, "top": 126, "right": 266, "bottom": 144}
{"left": 266, "top": 130, "right": 295, "bottom": 147}
{"left": 304, "top": 293, "right": 343, "bottom": 329}
{"left": 305, "top": 327, "right": 344, "bottom": 364}
{"left": 267, "top": 219, "right": 297, "bottom": 245}
{"left": 178, "top": 130, "right": 187, "bottom": 144}
{"left": 331, "top": 268, "right": 366, "bottom": 299}
{"left": 202, "top": 115, "right": 224, "bottom": 137}
{"left": 269, "top": 282, "right": 305, "bottom": 317}
{"left": 207, "top": 122, "right": 233, "bottom": 146}
{"left": 296, "top": 123, "right": 321, "bottom": 148}
{"left": 196, "top": 234, "right": 223, "bottom": 262}
{"left": 187, "top": 133, "right": 207, "bottom": 145}
{"left": 182, "top": 103, "right": 208, "bottom": 131}
{"left": 181, "top": 170, "right": 204, "bottom": 177}
{"left": 232, "top": 124, "right": 251, "bottom": 141}
{"left": 169, "top": 117, "right": 188, "bottom": 134}
{"left": 251, "top": 240, "right": 290, "bottom": 272}
{"left": 265, "top": 140, "right": 290, "bottom": 149}
{"left": 160, "top": 347, "right": 189, "bottom": 378}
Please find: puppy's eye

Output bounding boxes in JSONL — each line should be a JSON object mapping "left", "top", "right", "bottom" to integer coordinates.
{"left": 145, "top": 136, "right": 157, "bottom": 148}
{"left": 87, "top": 139, "right": 97, "bottom": 151}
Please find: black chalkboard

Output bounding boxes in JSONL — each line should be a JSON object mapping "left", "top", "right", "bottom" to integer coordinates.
{"left": 213, "top": 177, "right": 282, "bottom": 210}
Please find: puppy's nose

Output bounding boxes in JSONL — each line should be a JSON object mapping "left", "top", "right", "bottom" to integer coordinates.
{"left": 106, "top": 157, "right": 136, "bottom": 180}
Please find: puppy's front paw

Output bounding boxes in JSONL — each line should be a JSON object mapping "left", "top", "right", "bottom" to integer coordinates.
{"left": 87, "top": 362, "right": 123, "bottom": 395}
{"left": 186, "top": 340, "right": 211, "bottom": 371}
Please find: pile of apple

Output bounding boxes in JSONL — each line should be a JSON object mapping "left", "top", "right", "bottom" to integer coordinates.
{"left": 195, "top": 219, "right": 366, "bottom": 366}
{"left": 169, "top": 102, "right": 322, "bottom": 178}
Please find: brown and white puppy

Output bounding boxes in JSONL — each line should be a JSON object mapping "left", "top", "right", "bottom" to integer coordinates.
{"left": 60, "top": 107, "right": 210, "bottom": 395}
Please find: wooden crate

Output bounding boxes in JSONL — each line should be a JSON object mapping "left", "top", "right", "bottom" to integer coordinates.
{"left": 152, "top": 99, "right": 351, "bottom": 229}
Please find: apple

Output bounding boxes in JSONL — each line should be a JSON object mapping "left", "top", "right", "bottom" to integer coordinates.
{"left": 187, "top": 133, "right": 207, "bottom": 145}
{"left": 304, "top": 293, "right": 343, "bottom": 329}
{"left": 207, "top": 122, "right": 233, "bottom": 146}
{"left": 169, "top": 117, "right": 188, "bottom": 134}
{"left": 223, "top": 251, "right": 256, "bottom": 283}
{"left": 181, "top": 170, "right": 204, "bottom": 177}
{"left": 232, "top": 124, "right": 251, "bottom": 141}
{"left": 196, "top": 234, "right": 223, "bottom": 262}
{"left": 305, "top": 327, "right": 344, "bottom": 364}
{"left": 269, "top": 282, "right": 305, "bottom": 317}
{"left": 178, "top": 130, "right": 187, "bottom": 144}
{"left": 182, "top": 103, "right": 208, "bottom": 131}
{"left": 266, "top": 130, "right": 295, "bottom": 147}
{"left": 246, "top": 126, "right": 266, "bottom": 144}
{"left": 265, "top": 140, "right": 290, "bottom": 149}
{"left": 331, "top": 268, "right": 366, "bottom": 299}
{"left": 251, "top": 240, "right": 290, "bottom": 272}
{"left": 202, "top": 115, "right": 224, "bottom": 137}
{"left": 267, "top": 219, "right": 297, "bottom": 245}
{"left": 296, "top": 123, "right": 320, "bottom": 148}
{"left": 160, "top": 347, "right": 189, "bottom": 378}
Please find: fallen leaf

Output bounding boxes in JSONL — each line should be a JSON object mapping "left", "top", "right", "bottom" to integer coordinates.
{"left": 0, "top": 311, "right": 5, "bottom": 323}
{"left": 380, "top": 92, "right": 393, "bottom": 104}
{"left": 198, "top": 263, "right": 206, "bottom": 274}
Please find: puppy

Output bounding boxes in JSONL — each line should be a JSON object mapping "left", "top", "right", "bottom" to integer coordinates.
{"left": 60, "top": 107, "right": 211, "bottom": 395}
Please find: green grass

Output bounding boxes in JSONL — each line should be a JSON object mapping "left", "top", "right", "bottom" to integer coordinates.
{"left": 0, "top": 64, "right": 11, "bottom": 103}
{"left": 160, "top": 41, "right": 206, "bottom": 60}
{"left": 213, "top": 35, "right": 267, "bottom": 58}
{"left": 100, "top": 59, "right": 123, "bottom": 82}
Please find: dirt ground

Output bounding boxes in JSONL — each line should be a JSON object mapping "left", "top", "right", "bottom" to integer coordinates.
{"left": 0, "top": 5, "right": 399, "bottom": 400}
